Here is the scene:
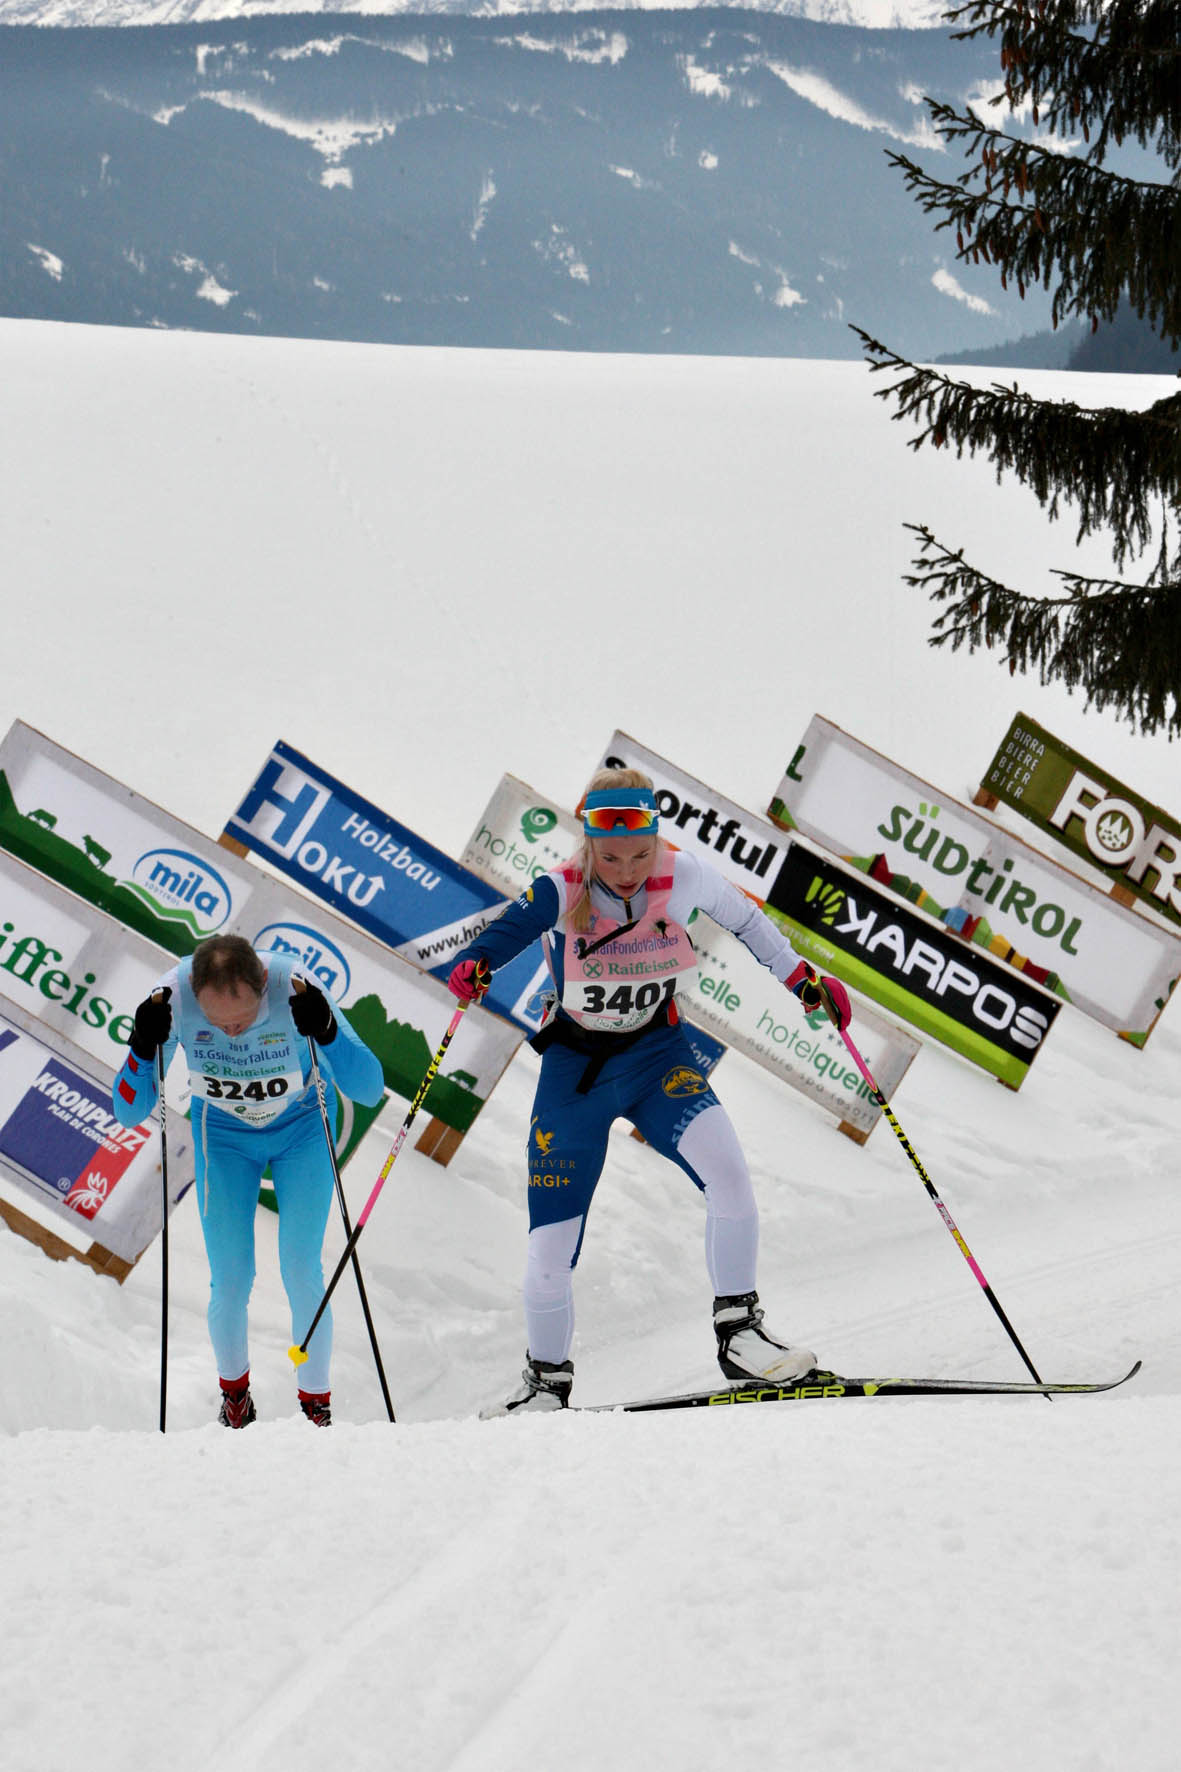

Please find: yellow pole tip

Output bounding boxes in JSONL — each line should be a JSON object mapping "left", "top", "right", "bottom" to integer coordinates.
{"left": 288, "top": 1345, "right": 309, "bottom": 1366}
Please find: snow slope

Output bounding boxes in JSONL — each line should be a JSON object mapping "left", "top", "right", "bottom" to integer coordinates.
{"left": 0, "top": 317, "right": 1178, "bottom": 1772}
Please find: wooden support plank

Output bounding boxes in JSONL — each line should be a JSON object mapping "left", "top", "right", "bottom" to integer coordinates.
{"left": 0, "top": 1195, "right": 134, "bottom": 1283}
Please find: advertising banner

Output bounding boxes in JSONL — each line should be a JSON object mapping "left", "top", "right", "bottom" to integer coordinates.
{"left": 768, "top": 716, "right": 1180, "bottom": 1046}
{"left": 222, "top": 739, "right": 551, "bottom": 1034}
{"left": 0, "top": 990, "right": 191, "bottom": 1276}
{"left": 464, "top": 772, "right": 919, "bottom": 1134}
{"left": 0, "top": 722, "right": 522, "bottom": 1132}
{"left": 764, "top": 840, "right": 1060, "bottom": 1089}
{"left": 979, "top": 712, "right": 1181, "bottom": 929}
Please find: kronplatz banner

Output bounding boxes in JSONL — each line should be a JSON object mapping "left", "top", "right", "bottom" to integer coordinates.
{"left": 222, "top": 739, "right": 552, "bottom": 1035}
{"left": 768, "top": 716, "right": 1180, "bottom": 1047}
{"left": 469, "top": 767, "right": 919, "bottom": 1136}
{"left": 0, "top": 722, "right": 522, "bottom": 1140}
{"left": 0, "top": 987, "right": 191, "bottom": 1278}
{"left": 599, "top": 731, "right": 1054, "bottom": 1090}
{"left": 979, "top": 712, "right": 1181, "bottom": 931}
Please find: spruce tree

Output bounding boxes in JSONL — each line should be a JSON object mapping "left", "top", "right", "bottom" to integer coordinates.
{"left": 854, "top": 0, "right": 1180, "bottom": 737}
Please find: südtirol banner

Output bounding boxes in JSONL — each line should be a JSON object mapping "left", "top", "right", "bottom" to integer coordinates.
{"left": 980, "top": 713, "right": 1181, "bottom": 931}
{"left": 223, "top": 739, "right": 551, "bottom": 1034}
{"left": 460, "top": 775, "right": 728, "bottom": 1083}
{"left": 0, "top": 990, "right": 191, "bottom": 1272}
{"left": 466, "top": 770, "right": 920, "bottom": 1135}
{"left": 768, "top": 716, "right": 1180, "bottom": 1047}
{"left": 0, "top": 722, "right": 521, "bottom": 1133}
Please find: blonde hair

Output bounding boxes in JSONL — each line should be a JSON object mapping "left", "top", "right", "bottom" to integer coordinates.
{"left": 568, "top": 766, "right": 665, "bottom": 932}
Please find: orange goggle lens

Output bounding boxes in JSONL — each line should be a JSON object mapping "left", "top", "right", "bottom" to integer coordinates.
{"left": 584, "top": 804, "right": 659, "bottom": 834}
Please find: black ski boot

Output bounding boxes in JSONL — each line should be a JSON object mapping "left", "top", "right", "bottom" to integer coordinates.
{"left": 714, "top": 1292, "right": 817, "bottom": 1384}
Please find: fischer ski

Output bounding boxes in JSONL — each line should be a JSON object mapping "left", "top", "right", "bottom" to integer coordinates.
{"left": 582, "top": 1360, "right": 1142, "bottom": 1413}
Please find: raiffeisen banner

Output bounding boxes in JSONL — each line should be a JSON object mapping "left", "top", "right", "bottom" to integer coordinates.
{"left": 979, "top": 712, "right": 1181, "bottom": 931}
{"left": 0, "top": 991, "right": 191, "bottom": 1276}
{"left": 464, "top": 772, "right": 920, "bottom": 1137}
{"left": 0, "top": 723, "right": 522, "bottom": 1134}
{"left": 224, "top": 739, "right": 551, "bottom": 1035}
{"left": 768, "top": 716, "right": 1180, "bottom": 1048}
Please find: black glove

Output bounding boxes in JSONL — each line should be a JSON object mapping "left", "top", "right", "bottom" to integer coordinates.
{"left": 289, "top": 981, "right": 337, "bottom": 1044}
{"left": 130, "top": 988, "right": 172, "bottom": 1062}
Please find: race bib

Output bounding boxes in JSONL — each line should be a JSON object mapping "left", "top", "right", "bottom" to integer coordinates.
{"left": 188, "top": 1067, "right": 304, "bottom": 1128}
{"left": 561, "top": 976, "right": 676, "bottom": 1034}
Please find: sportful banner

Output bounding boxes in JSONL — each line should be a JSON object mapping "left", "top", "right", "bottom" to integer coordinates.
{"left": 0, "top": 990, "right": 191, "bottom": 1274}
{"left": 460, "top": 775, "right": 728, "bottom": 1083}
{"left": 466, "top": 771, "right": 918, "bottom": 1134}
{"left": 222, "top": 739, "right": 551, "bottom": 1035}
{"left": 979, "top": 713, "right": 1181, "bottom": 930}
{"left": 597, "top": 730, "right": 1055, "bottom": 1091}
{"left": 768, "top": 716, "right": 1180, "bottom": 1047}
{"left": 0, "top": 722, "right": 522, "bottom": 1133}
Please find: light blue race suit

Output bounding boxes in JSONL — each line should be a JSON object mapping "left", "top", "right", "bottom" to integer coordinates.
{"left": 112, "top": 950, "right": 384, "bottom": 1395}
{"left": 452, "top": 847, "right": 808, "bottom": 1364}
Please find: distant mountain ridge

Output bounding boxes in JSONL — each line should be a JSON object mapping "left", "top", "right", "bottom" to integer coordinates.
{"left": 3, "top": 0, "right": 950, "bottom": 28}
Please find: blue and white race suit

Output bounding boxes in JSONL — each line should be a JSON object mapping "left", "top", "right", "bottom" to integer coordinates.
{"left": 112, "top": 950, "right": 384, "bottom": 1394}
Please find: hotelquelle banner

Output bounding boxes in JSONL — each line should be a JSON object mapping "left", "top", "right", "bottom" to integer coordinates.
{"left": 768, "top": 716, "right": 1180, "bottom": 1048}
{"left": 979, "top": 712, "right": 1181, "bottom": 930}
{"left": 223, "top": 739, "right": 552, "bottom": 1036}
{"left": 466, "top": 770, "right": 919, "bottom": 1135}
{"left": 0, "top": 722, "right": 522, "bottom": 1136}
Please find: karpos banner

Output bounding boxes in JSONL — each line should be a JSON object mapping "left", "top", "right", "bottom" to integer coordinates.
{"left": 465, "top": 772, "right": 919, "bottom": 1134}
{"left": 980, "top": 712, "right": 1181, "bottom": 930}
{"left": 768, "top": 716, "right": 1180, "bottom": 1047}
{"left": 0, "top": 722, "right": 522, "bottom": 1132}
{"left": 0, "top": 989, "right": 191, "bottom": 1273}
{"left": 223, "top": 739, "right": 551, "bottom": 1035}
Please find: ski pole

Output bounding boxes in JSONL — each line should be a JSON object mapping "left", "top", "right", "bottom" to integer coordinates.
{"left": 289, "top": 993, "right": 479, "bottom": 1370}
{"left": 305, "top": 1031, "right": 397, "bottom": 1421}
{"left": 838, "top": 1025, "right": 1047, "bottom": 1390}
{"left": 157, "top": 1044, "right": 169, "bottom": 1434}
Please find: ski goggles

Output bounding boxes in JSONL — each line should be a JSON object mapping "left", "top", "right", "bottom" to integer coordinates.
{"left": 582, "top": 789, "right": 660, "bottom": 836}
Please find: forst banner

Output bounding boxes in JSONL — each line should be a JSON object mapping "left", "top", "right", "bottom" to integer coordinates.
{"left": 224, "top": 739, "right": 552, "bottom": 1035}
{"left": 0, "top": 722, "right": 521, "bottom": 1133}
{"left": 465, "top": 772, "right": 919, "bottom": 1134}
{"left": 0, "top": 988, "right": 191, "bottom": 1271}
{"left": 768, "top": 716, "right": 1181, "bottom": 1047}
{"left": 597, "top": 730, "right": 1053, "bottom": 1089}
{"left": 980, "top": 713, "right": 1181, "bottom": 930}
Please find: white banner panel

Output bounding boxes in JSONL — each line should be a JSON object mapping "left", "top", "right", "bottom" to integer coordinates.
{"left": 462, "top": 772, "right": 920, "bottom": 1136}
{"left": 0, "top": 721, "right": 523, "bottom": 1131}
{"left": 769, "top": 716, "right": 1181, "bottom": 1045}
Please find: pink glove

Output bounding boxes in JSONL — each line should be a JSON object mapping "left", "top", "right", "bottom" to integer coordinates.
{"left": 786, "top": 961, "right": 851, "bottom": 1032}
{"left": 448, "top": 959, "right": 491, "bottom": 1003}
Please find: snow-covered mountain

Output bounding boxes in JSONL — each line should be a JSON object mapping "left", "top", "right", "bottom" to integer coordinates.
{"left": 3, "top": 0, "right": 950, "bottom": 29}
{"left": 1, "top": 8, "right": 1056, "bottom": 359}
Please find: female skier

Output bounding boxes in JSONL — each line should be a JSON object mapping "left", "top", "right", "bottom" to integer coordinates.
{"left": 112, "top": 933, "right": 384, "bottom": 1428}
{"left": 448, "top": 767, "right": 851, "bottom": 1414}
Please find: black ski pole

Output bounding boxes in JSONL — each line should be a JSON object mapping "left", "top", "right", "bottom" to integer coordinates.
{"left": 306, "top": 1033, "right": 396, "bottom": 1422}
{"left": 157, "top": 1044, "right": 169, "bottom": 1434}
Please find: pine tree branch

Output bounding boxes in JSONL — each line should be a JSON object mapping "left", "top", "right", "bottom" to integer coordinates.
{"left": 887, "top": 108, "right": 1181, "bottom": 343}
{"left": 944, "top": 0, "right": 1181, "bottom": 167}
{"left": 852, "top": 330, "right": 1181, "bottom": 568}
{"left": 904, "top": 523, "right": 1181, "bottom": 736}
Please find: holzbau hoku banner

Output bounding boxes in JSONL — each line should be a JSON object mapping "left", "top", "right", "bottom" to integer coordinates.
{"left": 224, "top": 739, "right": 552, "bottom": 1036}
{"left": 980, "top": 713, "right": 1181, "bottom": 931}
{"left": 768, "top": 716, "right": 1181, "bottom": 1048}
{"left": 0, "top": 721, "right": 522, "bottom": 1140}
{"left": 598, "top": 732, "right": 1056, "bottom": 1090}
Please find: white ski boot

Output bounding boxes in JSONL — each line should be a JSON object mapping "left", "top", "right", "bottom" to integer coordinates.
{"left": 714, "top": 1292, "right": 817, "bottom": 1384}
{"left": 480, "top": 1355, "right": 574, "bottom": 1419}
